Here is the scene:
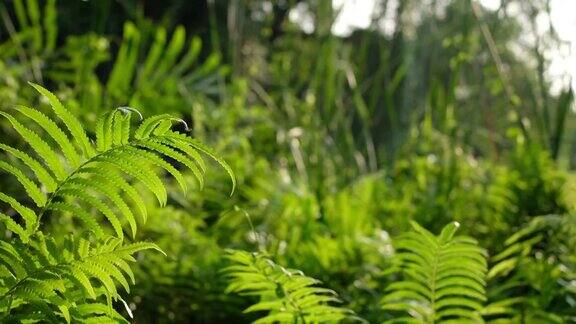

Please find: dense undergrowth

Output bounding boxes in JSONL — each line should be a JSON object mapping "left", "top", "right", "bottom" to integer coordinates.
{"left": 0, "top": 0, "right": 575, "bottom": 322}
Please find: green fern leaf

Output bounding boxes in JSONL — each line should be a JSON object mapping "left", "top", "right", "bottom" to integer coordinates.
{"left": 29, "top": 82, "right": 95, "bottom": 157}
{"left": 136, "top": 140, "right": 202, "bottom": 189}
{"left": 95, "top": 112, "right": 114, "bottom": 152}
{"left": 95, "top": 154, "right": 168, "bottom": 207}
{"left": 64, "top": 177, "right": 135, "bottom": 238}
{"left": 0, "top": 192, "right": 37, "bottom": 233}
{"left": 134, "top": 114, "right": 174, "bottom": 140}
{"left": 0, "top": 111, "right": 67, "bottom": 180}
{"left": 0, "top": 235, "right": 163, "bottom": 314}
{"left": 0, "top": 160, "right": 46, "bottom": 207}
{"left": 224, "top": 250, "right": 356, "bottom": 323}
{"left": 382, "top": 221, "right": 488, "bottom": 323}
{"left": 81, "top": 167, "right": 147, "bottom": 224}
{"left": 0, "top": 213, "right": 27, "bottom": 241}
{"left": 123, "top": 146, "right": 187, "bottom": 193}
{"left": 15, "top": 105, "right": 82, "bottom": 168}
{"left": 58, "top": 186, "right": 124, "bottom": 240}
{"left": 0, "top": 143, "right": 57, "bottom": 191}
{"left": 47, "top": 202, "right": 105, "bottom": 238}
{"left": 0, "top": 85, "right": 234, "bottom": 322}
{"left": 164, "top": 131, "right": 235, "bottom": 194}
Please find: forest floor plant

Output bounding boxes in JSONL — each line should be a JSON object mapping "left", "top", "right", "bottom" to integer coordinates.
{"left": 0, "top": 83, "right": 234, "bottom": 322}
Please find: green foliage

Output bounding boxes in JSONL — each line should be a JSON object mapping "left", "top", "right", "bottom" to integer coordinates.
{"left": 381, "top": 122, "right": 499, "bottom": 234}
{"left": 0, "top": 235, "right": 160, "bottom": 322}
{"left": 224, "top": 249, "right": 357, "bottom": 323}
{"left": 0, "top": 0, "right": 57, "bottom": 77}
{"left": 485, "top": 214, "right": 576, "bottom": 322}
{"left": 103, "top": 21, "right": 225, "bottom": 114}
{"left": 1, "top": 1, "right": 575, "bottom": 323}
{"left": 0, "top": 84, "right": 233, "bottom": 322}
{"left": 382, "top": 222, "right": 488, "bottom": 323}
{"left": 0, "top": 83, "right": 233, "bottom": 239}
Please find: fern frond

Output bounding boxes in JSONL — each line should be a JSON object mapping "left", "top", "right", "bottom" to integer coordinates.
{"left": 0, "top": 84, "right": 234, "bottom": 322}
{"left": 0, "top": 235, "right": 162, "bottom": 317}
{"left": 224, "top": 250, "right": 357, "bottom": 323}
{"left": 382, "top": 221, "right": 488, "bottom": 323}
{"left": 70, "top": 301, "right": 129, "bottom": 323}
{"left": 0, "top": 84, "right": 234, "bottom": 241}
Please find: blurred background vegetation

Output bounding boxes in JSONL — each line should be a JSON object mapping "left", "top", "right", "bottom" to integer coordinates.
{"left": 1, "top": 0, "right": 575, "bottom": 322}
